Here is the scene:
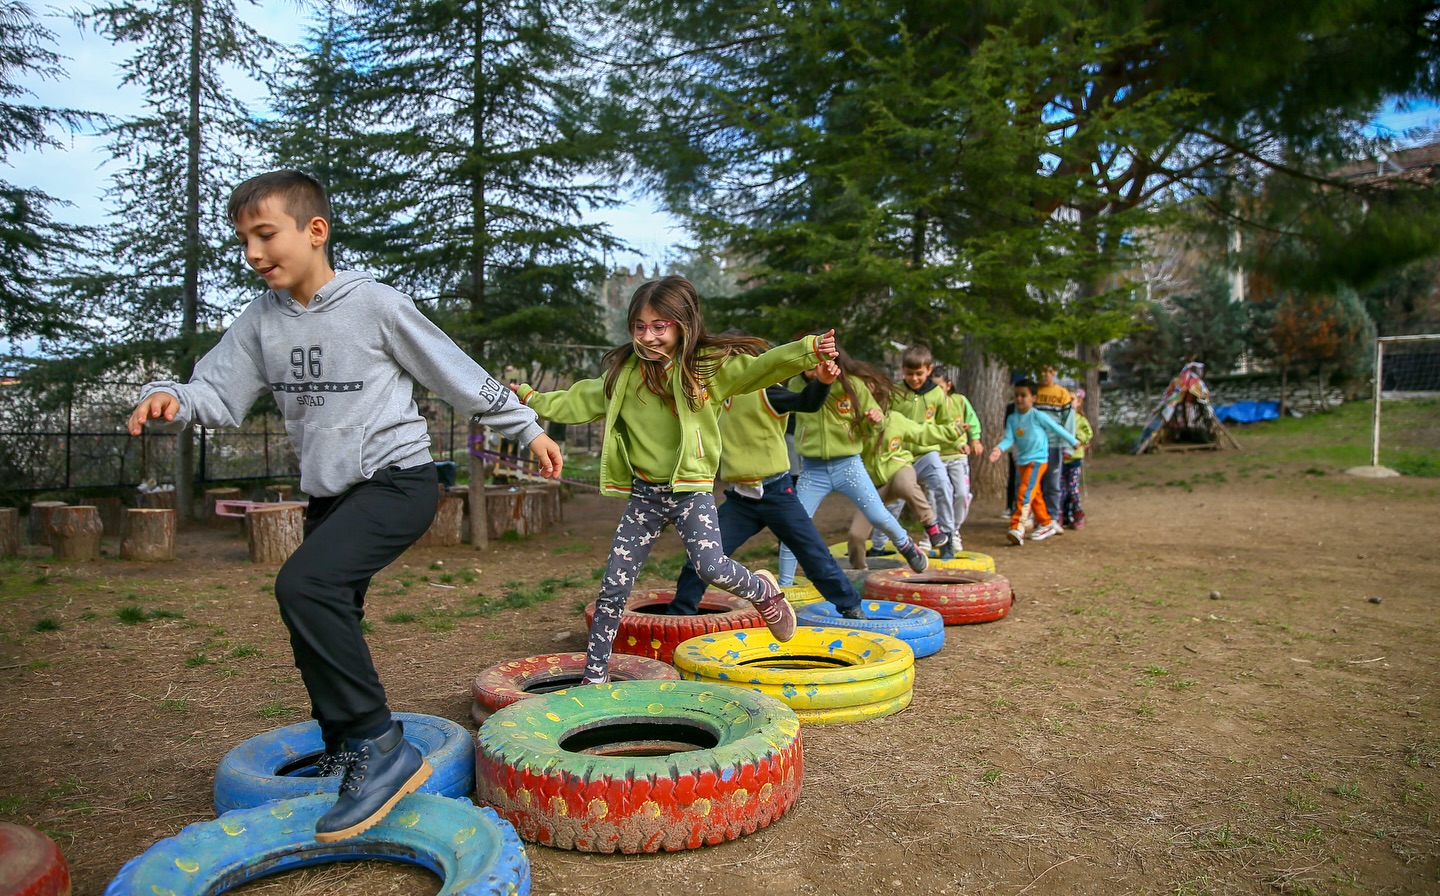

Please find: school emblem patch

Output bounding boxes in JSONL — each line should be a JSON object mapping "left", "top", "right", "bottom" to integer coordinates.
{"left": 837, "top": 398, "right": 853, "bottom": 415}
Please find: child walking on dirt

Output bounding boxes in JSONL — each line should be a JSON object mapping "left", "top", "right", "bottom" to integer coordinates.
{"left": 778, "top": 346, "right": 929, "bottom": 584}
{"left": 988, "top": 378, "right": 1077, "bottom": 547}
{"left": 933, "top": 365, "right": 985, "bottom": 551}
{"left": 127, "top": 170, "right": 562, "bottom": 842}
{"left": 514, "top": 276, "right": 838, "bottom": 684}
{"left": 669, "top": 356, "right": 868, "bottom": 620}
{"left": 1059, "top": 388, "right": 1093, "bottom": 529}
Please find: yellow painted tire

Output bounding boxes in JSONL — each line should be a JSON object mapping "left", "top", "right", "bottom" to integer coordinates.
{"left": 782, "top": 579, "right": 824, "bottom": 607}
{"left": 672, "top": 627, "right": 914, "bottom": 725}
{"left": 928, "top": 552, "right": 996, "bottom": 572}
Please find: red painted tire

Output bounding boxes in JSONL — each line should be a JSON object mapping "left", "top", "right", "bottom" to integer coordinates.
{"left": 475, "top": 680, "right": 803, "bottom": 853}
{"left": 583, "top": 590, "right": 765, "bottom": 664}
{"left": 861, "top": 568, "right": 1014, "bottom": 624}
{"left": 470, "top": 652, "right": 681, "bottom": 724}
{"left": 0, "top": 822, "right": 70, "bottom": 896}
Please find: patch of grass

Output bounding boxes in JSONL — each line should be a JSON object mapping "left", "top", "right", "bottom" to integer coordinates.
{"left": 1332, "top": 781, "right": 1362, "bottom": 799}
{"left": 32, "top": 617, "right": 61, "bottom": 632}
{"left": 497, "top": 530, "right": 527, "bottom": 542}
{"left": 978, "top": 768, "right": 1002, "bottom": 786}
{"left": 258, "top": 701, "right": 299, "bottom": 720}
{"left": 159, "top": 698, "right": 188, "bottom": 714}
{"left": 384, "top": 611, "right": 419, "bottom": 624}
{"left": 0, "top": 794, "right": 30, "bottom": 814}
{"left": 228, "top": 643, "right": 262, "bottom": 659}
{"left": 114, "top": 605, "right": 185, "bottom": 625}
{"left": 550, "top": 541, "right": 590, "bottom": 555}
{"left": 184, "top": 653, "right": 210, "bottom": 667}
{"left": 1285, "top": 791, "right": 1320, "bottom": 813}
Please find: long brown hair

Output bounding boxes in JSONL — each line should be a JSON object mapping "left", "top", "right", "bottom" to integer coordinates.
{"left": 602, "top": 276, "right": 769, "bottom": 412}
{"left": 846, "top": 353, "right": 894, "bottom": 453}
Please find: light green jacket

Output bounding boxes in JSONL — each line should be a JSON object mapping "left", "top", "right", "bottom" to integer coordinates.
{"left": 519, "top": 335, "right": 823, "bottom": 496}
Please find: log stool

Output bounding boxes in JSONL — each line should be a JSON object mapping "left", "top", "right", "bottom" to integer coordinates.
{"left": 47, "top": 506, "right": 102, "bottom": 561}
{"left": 27, "top": 501, "right": 67, "bottom": 546}
{"left": 246, "top": 503, "right": 303, "bottom": 564}
{"left": 121, "top": 508, "right": 176, "bottom": 561}
{"left": 134, "top": 490, "right": 177, "bottom": 512}
{"left": 202, "top": 487, "right": 242, "bottom": 525}
{"left": 92, "top": 496, "right": 125, "bottom": 536}
{"left": 416, "top": 495, "right": 465, "bottom": 548}
{"left": 0, "top": 507, "right": 18, "bottom": 556}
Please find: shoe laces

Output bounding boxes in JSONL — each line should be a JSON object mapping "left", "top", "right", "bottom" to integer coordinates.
{"left": 314, "top": 750, "right": 357, "bottom": 778}
{"left": 338, "top": 745, "right": 373, "bottom": 795}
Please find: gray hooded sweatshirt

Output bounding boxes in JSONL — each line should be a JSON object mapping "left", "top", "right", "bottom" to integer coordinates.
{"left": 139, "top": 271, "right": 544, "bottom": 497}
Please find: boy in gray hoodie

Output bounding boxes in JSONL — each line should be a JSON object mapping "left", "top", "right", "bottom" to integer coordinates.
{"left": 127, "top": 170, "right": 562, "bottom": 841}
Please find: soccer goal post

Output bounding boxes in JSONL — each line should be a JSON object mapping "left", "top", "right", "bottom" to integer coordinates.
{"left": 1371, "top": 334, "right": 1440, "bottom": 467}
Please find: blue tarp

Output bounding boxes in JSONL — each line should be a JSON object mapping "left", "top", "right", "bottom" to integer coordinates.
{"left": 1214, "top": 400, "right": 1280, "bottom": 424}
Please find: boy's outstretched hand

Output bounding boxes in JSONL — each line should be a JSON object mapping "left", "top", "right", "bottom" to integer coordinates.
{"left": 814, "top": 329, "right": 838, "bottom": 360}
{"left": 987, "top": 447, "right": 1002, "bottom": 464}
{"left": 814, "top": 359, "right": 841, "bottom": 384}
{"left": 128, "top": 392, "right": 180, "bottom": 436}
{"left": 529, "top": 433, "right": 564, "bottom": 480}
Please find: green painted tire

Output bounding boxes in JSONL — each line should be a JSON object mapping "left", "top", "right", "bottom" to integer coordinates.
{"left": 474, "top": 680, "right": 803, "bottom": 853}
{"left": 672, "top": 627, "right": 914, "bottom": 725}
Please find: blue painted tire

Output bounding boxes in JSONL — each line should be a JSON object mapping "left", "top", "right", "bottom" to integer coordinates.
{"left": 104, "top": 793, "right": 528, "bottom": 896}
{"left": 212, "top": 712, "right": 473, "bottom": 815}
{"left": 795, "top": 600, "right": 945, "bottom": 658}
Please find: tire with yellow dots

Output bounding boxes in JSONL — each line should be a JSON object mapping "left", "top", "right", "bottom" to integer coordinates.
{"left": 781, "top": 578, "right": 824, "bottom": 607}
{"left": 103, "top": 793, "right": 529, "bottom": 895}
{"left": 672, "top": 627, "right": 915, "bottom": 725}
{"left": 474, "top": 680, "right": 802, "bottom": 853}
{"left": 862, "top": 568, "right": 1014, "bottom": 624}
{"left": 470, "top": 652, "right": 681, "bottom": 724}
{"left": 583, "top": 590, "right": 764, "bottom": 665}
{"left": 828, "top": 539, "right": 995, "bottom": 573}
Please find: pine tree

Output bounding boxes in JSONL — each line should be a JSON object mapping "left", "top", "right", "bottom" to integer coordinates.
{"left": 337, "top": 0, "right": 619, "bottom": 373}
{"left": 74, "top": 0, "right": 276, "bottom": 518}
{"left": 0, "top": 2, "right": 94, "bottom": 347}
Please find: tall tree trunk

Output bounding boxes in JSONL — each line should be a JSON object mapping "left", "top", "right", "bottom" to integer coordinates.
{"left": 956, "top": 336, "right": 1009, "bottom": 509}
{"left": 468, "top": 3, "right": 488, "bottom": 344}
{"left": 175, "top": 0, "right": 204, "bottom": 522}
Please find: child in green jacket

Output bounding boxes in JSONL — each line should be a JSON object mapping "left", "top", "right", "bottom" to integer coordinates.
{"left": 517, "top": 276, "right": 837, "bottom": 684}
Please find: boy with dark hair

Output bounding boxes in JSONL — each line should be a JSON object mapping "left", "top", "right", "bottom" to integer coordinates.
{"left": 987, "top": 379, "right": 1077, "bottom": 546}
{"left": 1034, "top": 365, "right": 1076, "bottom": 531}
{"left": 128, "top": 169, "right": 562, "bottom": 842}
{"left": 875, "top": 343, "right": 955, "bottom": 557}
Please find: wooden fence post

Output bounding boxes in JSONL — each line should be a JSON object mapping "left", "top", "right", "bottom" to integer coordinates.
{"left": 0, "top": 507, "right": 18, "bottom": 556}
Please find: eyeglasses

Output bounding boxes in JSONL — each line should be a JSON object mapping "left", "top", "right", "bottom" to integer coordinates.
{"left": 632, "top": 320, "right": 677, "bottom": 336}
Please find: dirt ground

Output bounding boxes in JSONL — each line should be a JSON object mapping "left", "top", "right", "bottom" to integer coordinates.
{"left": 1, "top": 438, "right": 1437, "bottom": 896}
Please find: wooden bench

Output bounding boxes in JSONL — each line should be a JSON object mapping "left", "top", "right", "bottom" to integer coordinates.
{"left": 214, "top": 499, "right": 308, "bottom": 519}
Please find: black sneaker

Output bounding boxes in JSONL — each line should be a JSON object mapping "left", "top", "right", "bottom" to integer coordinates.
{"left": 865, "top": 545, "right": 890, "bottom": 557}
{"left": 896, "top": 539, "right": 929, "bottom": 573}
{"left": 314, "top": 721, "right": 432, "bottom": 842}
{"left": 839, "top": 604, "right": 867, "bottom": 620}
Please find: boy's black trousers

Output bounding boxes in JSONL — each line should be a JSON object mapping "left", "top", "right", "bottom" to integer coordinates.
{"left": 273, "top": 463, "right": 438, "bottom": 749}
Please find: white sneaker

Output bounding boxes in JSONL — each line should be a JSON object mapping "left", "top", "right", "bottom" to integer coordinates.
{"left": 1006, "top": 527, "right": 1025, "bottom": 546}
{"left": 1031, "top": 521, "right": 1062, "bottom": 541}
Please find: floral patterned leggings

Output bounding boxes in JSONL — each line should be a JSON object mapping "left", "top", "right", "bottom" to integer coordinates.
{"left": 1060, "top": 459, "right": 1084, "bottom": 526}
{"left": 584, "top": 479, "right": 767, "bottom": 682}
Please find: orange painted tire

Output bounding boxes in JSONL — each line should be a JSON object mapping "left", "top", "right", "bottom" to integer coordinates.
{"left": 583, "top": 590, "right": 764, "bottom": 664}
{"left": 475, "top": 680, "right": 803, "bottom": 853}
{"left": 470, "top": 652, "right": 681, "bottom": 724}
{"left": 861, "top": 568, "right": 1014, "bottom": 625}
{"left": 0, "top": 822, "right": 70, "bottom": 896}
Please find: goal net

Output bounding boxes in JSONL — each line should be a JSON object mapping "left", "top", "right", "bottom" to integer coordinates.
{"left": 1370, "top": 333, "right": 1440, "bottom": 467}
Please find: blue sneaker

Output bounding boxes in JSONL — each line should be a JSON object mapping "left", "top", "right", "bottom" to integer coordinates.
{"left": 314, "top": 721, "right": 431, "bottom": 842}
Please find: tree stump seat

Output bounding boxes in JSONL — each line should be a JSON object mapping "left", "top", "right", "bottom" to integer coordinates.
{"left": 121, "top": 508, "right": 176, "bottom": 561}
{"left": 245, "top": 503, "right": 304, "bottom": 564}
{"left": 48, "top": 506, "right": 103, "bottom": 561}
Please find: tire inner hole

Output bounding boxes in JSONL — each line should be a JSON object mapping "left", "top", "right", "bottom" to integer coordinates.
{"left": 737, "top": 656, "right": 850, "bottom": 670}
{"left": 633, "top": 601, "right": 728, "bottom": 616}
{"left": 523, "top": 675, "right": 587, "bottom": 694}
{"left": 561, "top": 719, "right": 720, "bottom": 757}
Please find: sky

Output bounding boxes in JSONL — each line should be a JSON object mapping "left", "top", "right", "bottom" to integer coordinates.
{"left": 10, "top": 6, "right": 1439, "bottom": 279}
{"left": 10, "top": 4, "right": 688, "bottom": 275}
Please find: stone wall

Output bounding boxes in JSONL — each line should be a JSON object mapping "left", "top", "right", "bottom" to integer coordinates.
{"left": 1097, "top": 373, "right": 1347, "bottom": 428}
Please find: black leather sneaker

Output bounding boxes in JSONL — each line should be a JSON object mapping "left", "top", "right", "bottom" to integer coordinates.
{"left": 897, "top": 538, "right": 929, "bottom": 573}
{"left": 314, "top": 721, "right": 431, "bottom": 842}
{"left": 839, "top": 604, "right": 867, "bottom": 620}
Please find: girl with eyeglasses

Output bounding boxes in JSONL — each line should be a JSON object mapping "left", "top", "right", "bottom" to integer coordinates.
{"left": 514, "top": 275, "right": 838, "bottom": 684}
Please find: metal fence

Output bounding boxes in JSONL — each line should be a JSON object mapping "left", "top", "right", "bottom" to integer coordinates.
{"left": 0, "top": 379, "right": 602, "bottom": 495}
